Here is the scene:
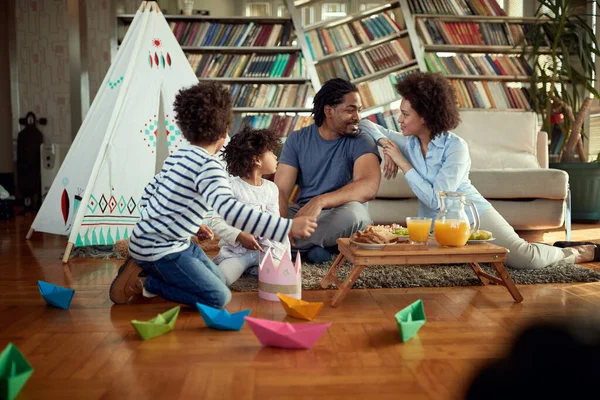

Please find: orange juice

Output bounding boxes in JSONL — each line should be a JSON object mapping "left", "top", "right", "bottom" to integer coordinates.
{"left": 406, "top": 218, "right": 431, "bottom": 243}
{"left": 434, "top": 219, "right": 470, "bottom": 247}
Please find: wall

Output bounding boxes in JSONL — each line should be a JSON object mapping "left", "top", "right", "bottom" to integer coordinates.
{"left": 0, "top": 3, "right": 12, "bottom": 177}
{"left": 15, "top": 0, "right": 71, "bottom": 146}
{"left": 86, "top": 0, "right": 112, "bottom": 102}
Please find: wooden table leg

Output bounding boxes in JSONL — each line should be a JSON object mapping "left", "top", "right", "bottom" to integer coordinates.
{"left": 469, "top": 262, "right": 491, "bottom": 285}
{"left": 330, "top": 264, "right": 365, "bottom": 308}
{"left": 320, "top": 253, "right": 346, "bottom": 289}
{"left": 491, "top": 262, "right": 524, "bottom": 303}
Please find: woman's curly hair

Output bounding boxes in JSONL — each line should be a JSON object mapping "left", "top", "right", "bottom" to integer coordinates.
{"left": 173, "top": 82, "right": 233, "bottom": 144}
{"left": 396, "top": 72, "right": 461, "bottom": 139}
{"left": 222, "top": 125, "right": 280, "bottom": 178}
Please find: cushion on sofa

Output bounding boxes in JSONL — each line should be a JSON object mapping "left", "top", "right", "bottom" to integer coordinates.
{"left": 469, "top": 169, "right": 568, "bottom": 199}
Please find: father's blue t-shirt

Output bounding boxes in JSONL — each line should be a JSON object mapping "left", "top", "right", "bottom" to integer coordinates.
{"left": 278, "top": 124, "right": 380, "bottom": 207}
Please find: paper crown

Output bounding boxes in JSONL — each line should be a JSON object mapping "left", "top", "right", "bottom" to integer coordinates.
{"left": 258, "top": 248, "right": 301, "bottom": 302}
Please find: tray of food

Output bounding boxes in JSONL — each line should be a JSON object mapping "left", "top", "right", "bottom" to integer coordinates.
{"left": 349, "top": 225, "right": 426, "bottom": 250}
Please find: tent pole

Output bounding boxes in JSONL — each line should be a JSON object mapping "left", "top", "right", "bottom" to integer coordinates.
{"left": 62, "top": 242, "right": 74, "bottom": 263}
{"left": 26, "top": 227, "right": 34, "bottom": 239}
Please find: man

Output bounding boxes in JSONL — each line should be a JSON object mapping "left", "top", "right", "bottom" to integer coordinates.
{"left": 275, "top": 78, "right": 381, "bottom": 263}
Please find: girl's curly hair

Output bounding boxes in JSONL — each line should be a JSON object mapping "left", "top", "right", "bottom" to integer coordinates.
{"left": 222, "top": 125, "right": 280, "bottom": 178}
{"left": 173, "top": 82, "right": 233, "bottom": 144}
{"left": 395, "top": 72, "right": 461, "bottom": 139}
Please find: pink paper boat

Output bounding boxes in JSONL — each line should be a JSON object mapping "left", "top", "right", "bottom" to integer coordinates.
{"left": 244, "top": 316, "right": 331, "bottom": 349}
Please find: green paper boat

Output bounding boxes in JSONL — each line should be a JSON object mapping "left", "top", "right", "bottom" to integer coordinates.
{"left": 131, "top": 306, "right": 181, "bottom": 340}
{"left": 395, "top": 299, "right": 426, "bottom": 343}
{"left": 0, "top": 343, "right": 34, "bottom": 400}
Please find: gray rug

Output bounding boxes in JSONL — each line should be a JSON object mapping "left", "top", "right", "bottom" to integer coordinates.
{"left": 229, "top": 260, "right": 600, "bottom": 292}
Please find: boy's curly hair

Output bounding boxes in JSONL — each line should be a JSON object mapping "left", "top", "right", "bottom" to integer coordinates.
{"left": 222, "top": 125, "right": 280, "bottom": 178}
{"left": 395, "top": 72, "right": 461, "bottom": 139}
{"left": 173, "top": 82, "right": 232, "bottom": 144}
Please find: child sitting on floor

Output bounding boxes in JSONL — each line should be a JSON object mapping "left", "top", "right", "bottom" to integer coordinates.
{"left": 211, "top": 125, "right": 290, "bottom": 286}
{"left": 109, "top": 82, "right": 317, "bottom": 308}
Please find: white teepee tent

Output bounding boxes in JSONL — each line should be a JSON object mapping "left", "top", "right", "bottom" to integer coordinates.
{"left": 28, "top": 1, "right": 199, "bottom": 262}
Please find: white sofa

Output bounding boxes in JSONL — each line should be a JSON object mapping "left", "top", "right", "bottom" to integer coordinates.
{"left": 368, "top": 110, "right": 569, "bottom": 230}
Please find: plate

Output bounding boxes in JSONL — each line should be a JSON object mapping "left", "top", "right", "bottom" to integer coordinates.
{"left": 467, "top": 238, "right": 496, "bottom": 244}
{"left": 349, "top": 236, "right": 409, "bottom": 250}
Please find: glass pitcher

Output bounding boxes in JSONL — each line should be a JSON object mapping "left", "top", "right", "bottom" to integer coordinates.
{"left": 434, "top": 191, "right": 480, "bottom": 247}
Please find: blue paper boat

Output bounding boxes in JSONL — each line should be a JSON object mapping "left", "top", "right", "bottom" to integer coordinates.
{"left": 196, "top": 303, "right": 251, "bottom": 331}
{"left": 37, "top": 280, "right": 75, "bottom": 310}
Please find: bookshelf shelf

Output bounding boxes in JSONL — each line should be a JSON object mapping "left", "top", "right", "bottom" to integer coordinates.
{"left": 198, "top": 77, "right": 310, "bottom": 84}
{"left": 413, "top": 15, "right": 542, "bottom": 23}
{"left": 304, "top": 2, "right": 398, "bottom": 32}
{"left": 117, "top": 14, "right": 292, "bottom": 23}
{"left": 443, "top": 75, "right": 530, "bottom": 82}
{"left": 351, "top": 60, "right": 418, "bottom": 85}
{"left": 314, "top": 30, "right": 409, "bottom": 65}
{"left": 423, "top": 45, "right": 552, "bottom": 55}
{"left": 293, "top": 0, "right": 323, "bottom": 7}
{"left": 233, "top": 107, "right": 313, "bottom": 113}
{"left": 458, "top": 108, "right": 530, "bottom": 112}
{"left": 182, "top": 46, "right": 301, "bottom": 53}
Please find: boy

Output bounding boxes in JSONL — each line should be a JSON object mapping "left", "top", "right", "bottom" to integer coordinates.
{"left": 109, "top": 82, "right": 317, "bottom": 308}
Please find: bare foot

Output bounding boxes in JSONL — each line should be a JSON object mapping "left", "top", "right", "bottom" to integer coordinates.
{"left": 572, "top": 245, "right": 597, "bottom": 264}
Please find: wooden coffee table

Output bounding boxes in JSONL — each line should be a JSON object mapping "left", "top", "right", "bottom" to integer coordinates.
{"left": 320, "top": 238, "right": 523, "bottom": 307}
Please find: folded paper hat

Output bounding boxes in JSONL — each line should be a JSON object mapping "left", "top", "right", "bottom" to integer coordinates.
{"left": 258, "top": 248, "right": 301, "bottom": 302}
{"left": 38, "top": 280, "right": 75, "bottom": 310}
{"left": 0, "top": 343, "right": 34, "bottom": 400}
{"left": 244, "top": 316, "right": 331, "bottom": 349}
{"left": 277, "top": 293, "right": 323, "bottom": 321}
{"left": 395, "top": 299, "right": 426, "bottom": 343}
{"left": 131, "top": 306, "right": 181, "bottom": 340}
{"left": 196, "top": 303, "right": 251, "bottom": 331}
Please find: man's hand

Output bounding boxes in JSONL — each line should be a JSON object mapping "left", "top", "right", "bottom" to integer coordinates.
{"left": 196, "top": 224, "right": 214, "bottom": 241}
{"left": 294, "top": 197, "right": 324, "bottom": 219}
{"left": 378, "top": 138, "right": 398, "bottom": 180}
{"left": 236, "top": 232, "right": 264, "bottom": 252}
{"left": 290, "top": 216, "right": 318, "bottom": 239}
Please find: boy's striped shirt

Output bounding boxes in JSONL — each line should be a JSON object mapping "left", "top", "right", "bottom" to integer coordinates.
{"left": 129, "top": 146, "right": 291, "bottom": 261}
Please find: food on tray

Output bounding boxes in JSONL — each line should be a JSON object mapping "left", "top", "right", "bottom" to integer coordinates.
{"left": 351, "top": 225, "right": 406, "bottom": 244}
{"left": 469, "top": 230, "right": 493, "bottom": 240}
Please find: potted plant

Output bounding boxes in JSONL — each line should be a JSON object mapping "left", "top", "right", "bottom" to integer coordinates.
{"left": 523, "top": 0, "right": 600, "bottom": 220}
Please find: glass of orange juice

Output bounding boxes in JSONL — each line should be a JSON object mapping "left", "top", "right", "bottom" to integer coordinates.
{"left": 406, "top": 217, "right": 432, "bottom": 244}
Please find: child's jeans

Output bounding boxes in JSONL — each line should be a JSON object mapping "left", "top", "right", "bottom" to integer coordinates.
{"left": 134, "top": 243, "right": 231, "bottom": 308}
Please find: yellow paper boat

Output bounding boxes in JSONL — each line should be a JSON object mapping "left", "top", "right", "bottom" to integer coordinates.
{"left": 131, "top": 306, "right": 181, "bottom": 340}
{"left": 277, "top": 293, "right": 324, "bottom": 321}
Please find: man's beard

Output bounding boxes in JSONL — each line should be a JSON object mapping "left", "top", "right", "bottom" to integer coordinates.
{"left": 339, "top": 122, "right": 360, "bottom": 137}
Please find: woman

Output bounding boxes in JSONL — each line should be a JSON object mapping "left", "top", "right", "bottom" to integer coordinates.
{"left": 359, "top": 72, "right": 598, "bottom": 269}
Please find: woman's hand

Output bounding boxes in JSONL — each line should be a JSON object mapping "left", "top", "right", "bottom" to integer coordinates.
{"left": 382, "top": 141, "right": 405, "bottom": 166}
{"left": 196, "top": 224, "right": 214, "bottom": 241}
{"left": 378, "top": 139, "right": 399, "bottom": 179}
{"left": 237, "top": 232, "right": 264, "bottom": 252}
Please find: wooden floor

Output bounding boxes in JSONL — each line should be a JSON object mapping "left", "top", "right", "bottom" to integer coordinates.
{"left": 1, "top": 215, "right": 599, "bottom": 400}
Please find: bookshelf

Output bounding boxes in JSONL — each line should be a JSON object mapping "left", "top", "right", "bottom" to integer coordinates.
{"left": 116, "top": 12, "right": 316, "bottom": 138}
{"left": 286, "top": 0, "right": 419, "bottom": 114}
{"left": 401, "top": 0, "right": 546, "bottom": 112}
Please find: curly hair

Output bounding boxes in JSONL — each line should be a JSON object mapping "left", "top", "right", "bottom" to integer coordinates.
{"left": 222, "top": 125, "right": 280, "bottom": 178}
{"left": 312, "top": 78, "right": 358, "bottom": 127}
{"left": 395, "top": 72, "right": 461, "bottom": 139}
{"left": 173, "top": 82, "right": 233, "bottom": 144}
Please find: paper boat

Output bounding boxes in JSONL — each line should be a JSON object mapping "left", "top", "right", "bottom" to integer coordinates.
{"left": 131, "top": 306, "right": 180, "bottom": 340}
{"left": 196, "top": 303, "right": 251, "bottom": 331}
{"left": 0, "top": 343, "right": 34, "bottom": 400}
{"left": 38, "top": 280, "right": 75, "bottom": 309}
{"left": 277, "top": 293, "right": 324, "bottom": 321}
{"left": 244, "top": 316, "right": 331, "bottom": 349}
{"left": 395, "top": 299, "right": 426, "bottom": 343}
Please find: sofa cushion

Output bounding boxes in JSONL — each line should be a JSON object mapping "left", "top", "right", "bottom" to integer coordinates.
{"left": 454, "top": 110, "right": 541, "bottom": 169}
{"left": 376, "top": 168, "right": 568, "bottom": 200}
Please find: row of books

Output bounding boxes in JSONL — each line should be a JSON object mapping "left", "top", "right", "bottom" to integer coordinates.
{"left": 231, "top": 114, "right": 313, "bottom": 139}
{"left": 364, "top": 109, "right": 402, "bottom": 132}
{"left": 358, "top": 68, "right": 419, "bottom": 109}
{"left": 451, "top": 80, "right": 532, "bottom": 110}
{"left": 417, "top": 19, "right": 546, "bottom": 47}
{"left": 169, "top": 21, "right": 295, "bottom": 47}
{"left": 316, "top": 39, "right": 413, "bottom": 82}
{"left": 306, "top": 10, "right": 403, "bottom": 59}
{"left": 407, "top": 0, "right": 505, "bottom": 16}
{"left": 229, "top": 83, "right": 312, "bottom": 108}
{"left": 424, "top": 53, "right": 532, "bottom": 77}
{"left": 187, "top": 53, "right": 305, "bottom": 78}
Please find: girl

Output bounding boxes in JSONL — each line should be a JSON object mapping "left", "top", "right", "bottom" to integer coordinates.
{"left": 359, "top": 72, "right": 598, "bottom": 269}
{"left": 211, "top": 125, "right": 291, "bottom": 285}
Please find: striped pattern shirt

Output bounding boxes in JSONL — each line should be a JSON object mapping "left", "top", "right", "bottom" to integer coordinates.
{"left": 129, "top": 146, "right": 292, "bottom": 261}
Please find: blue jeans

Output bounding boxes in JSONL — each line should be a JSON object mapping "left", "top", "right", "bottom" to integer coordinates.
{"left": 134, "top": 244, "right": 232, "bottom": 308}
